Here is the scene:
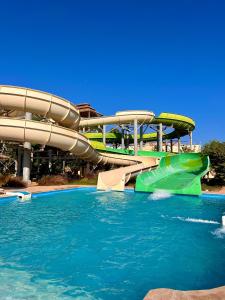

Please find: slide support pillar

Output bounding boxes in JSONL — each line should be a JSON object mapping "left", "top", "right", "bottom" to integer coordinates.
{"left": 140, "top": 125, "right": 143, "bottom": 150}
{"left": 170, "top": 140, "right": 173, "bottom": 153}
{"left": 189, "top": 131, "right": 193, "bottom": 150}
{"left": 157, "top": 123, "right": 163, "bottom": 152}
{"left": 62, "top": 160, "right": 66, "bottom": 174}
{"left": 102, "top": 125, "right": 106, "bottom": 146}
{"left": 134, "top": 119, "right": 138, "bottom": 155}
{"left": 121, "top": 125, "right": 125, "bottom": 149}
{"left": 17, "top": 146, "right": 22, "bottom": 176}
{"left": 165, "top": 140, "right": 168, "bottom": 152}
{"left": 85, "top": 162, "right": 90, "bottom": 176}
{"left": 48, "top": 149, "right": 52, "bottom": 174}
{"left": 178, "top": 137, "right": 181, "bottom": 153}
{"left": 23, "top": 112, "right": 32, "bottom": 183}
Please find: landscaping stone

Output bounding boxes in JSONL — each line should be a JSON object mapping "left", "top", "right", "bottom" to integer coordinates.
{"left": 144, "top": 286, "right": 225, "bottom": 300}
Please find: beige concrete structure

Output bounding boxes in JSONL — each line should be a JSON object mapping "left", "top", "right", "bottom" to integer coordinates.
{"left": 79, "top": 110, "right": 155, "bottom": 127}
{"left": 0, "top": 85, "right": 156, "bottom": 190}
{"left": 97, "top": 156, "right": 158, "bottom": 191}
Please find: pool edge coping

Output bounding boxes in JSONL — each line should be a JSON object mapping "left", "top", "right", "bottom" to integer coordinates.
{"left": 0, "top": 186, "right": 225, "bottom": 203}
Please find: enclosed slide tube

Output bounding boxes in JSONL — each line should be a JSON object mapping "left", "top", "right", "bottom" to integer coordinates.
{"left": 0, "top": 85, "right": 156, "bottom": 171}
{"left": 0, "top": 118, "right": 152, "bottom": 166}
{"left": 0, "top": 85, "right": 80, "bottom": 128}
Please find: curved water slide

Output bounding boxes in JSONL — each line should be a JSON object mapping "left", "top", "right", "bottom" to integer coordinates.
{"left": 0, "top": 86, "right": 157, "bottom": 187}
{"left": 97, "top": 156, "right": 157, "bottom": 191}
{"left": 77, "top": 98, "right": 209, "bottom": 195}
{"left": 80, "top": 110, "right": 155, "bottom": 127}
{"left": 136, "top": 153, "right": 210, "bottom": 195}
{"left": 81, "top": 112, "right": 195, "bottom": 142}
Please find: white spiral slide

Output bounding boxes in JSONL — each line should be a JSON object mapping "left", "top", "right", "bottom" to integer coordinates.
{"left": 0, "top": 85, "right": 157, "bottom": 189}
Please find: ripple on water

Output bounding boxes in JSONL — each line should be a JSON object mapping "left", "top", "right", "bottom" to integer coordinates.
{"left": 0, "top": 189, "right": 225, "bottom": 299}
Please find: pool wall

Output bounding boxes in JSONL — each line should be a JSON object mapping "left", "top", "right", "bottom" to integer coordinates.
{"left": 0, "top": 187, "right": 225, "bottom": 204}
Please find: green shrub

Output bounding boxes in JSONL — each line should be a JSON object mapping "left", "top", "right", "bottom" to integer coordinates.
{"left": 0, "top": 175, "right": 11, "bottom": 187}
{"left": 202, "top": 140, "right": 225, "bottom": 185}
{"left": 69, "top": 177, "right": 98, "bottom": 185}
{"left": 1, "top": 176, "right": 27, "bottom": 188}
{"left": 38, "top": 175, "right": 69, "bottom": 186}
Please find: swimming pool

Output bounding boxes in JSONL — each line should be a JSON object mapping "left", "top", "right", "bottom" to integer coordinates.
{"left": 0, "top": 188, "right": 225, "bottom": 299}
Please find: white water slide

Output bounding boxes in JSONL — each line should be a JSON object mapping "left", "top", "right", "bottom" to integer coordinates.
{"left": 0, "top": 85, "right": 157, "bottom": 190}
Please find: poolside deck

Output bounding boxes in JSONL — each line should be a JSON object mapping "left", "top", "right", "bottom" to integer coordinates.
{"left": 0, "top": 183, "right": 224, "bottom": 198}
{"left": 0, "top": 182, "right": 96, "bottom": 197}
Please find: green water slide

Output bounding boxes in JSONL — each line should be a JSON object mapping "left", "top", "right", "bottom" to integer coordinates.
{"left": 87, "top": 114, "right": 208, "bottom": 196}
{"left": 135, "top": 153, "right": 210, "bottom": 195}
{"left": 89, "top": 140, "right": 169, "bottom": 157}
{"left": 84, "top": 112, "right": 195, "bottom": 142}
{"left": 92, "top": 144, "right": 209, "bottom": 195}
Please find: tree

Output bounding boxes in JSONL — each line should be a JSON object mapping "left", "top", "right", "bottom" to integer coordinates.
{"left": 202, "top": 140, "right": 225, "bottom": 185}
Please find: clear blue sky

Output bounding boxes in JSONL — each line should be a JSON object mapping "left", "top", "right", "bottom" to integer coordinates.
{"left": 0, "top": 0, "right": 224, "bottom": 144}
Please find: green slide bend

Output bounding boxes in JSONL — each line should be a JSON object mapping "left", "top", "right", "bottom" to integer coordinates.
{"left": 135, "top": 153, "right": 210, "bottom": 196}
{"left": 85, "top": 112, "right": 195, "bottom": 142}
{"left": 90, "top": 141, "right": 169, "bottom": 157}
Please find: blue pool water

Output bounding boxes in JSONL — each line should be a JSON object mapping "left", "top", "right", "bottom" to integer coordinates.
{"left": 0, "top": 188, "right": 225, "bottom": 299}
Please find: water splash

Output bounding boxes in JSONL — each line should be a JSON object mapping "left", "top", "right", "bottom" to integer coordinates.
{"left": 212, "top": 227, "right": 225, "bottom": 239}
{"left": 88, "top": 189, "right": 111, "bottom": 195}
{"left": 173, "top": 216, "right": 219, "bottom": 224}
{"left": 150, "top": 190, "right": 172, "bottom": 200}
{"left": 212, "top": 216, "right": 225, "bottom": 238}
